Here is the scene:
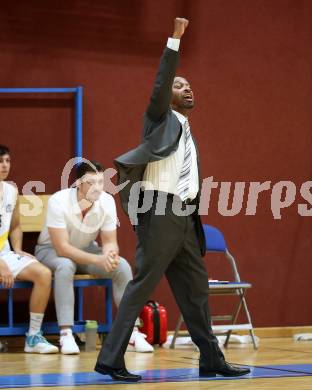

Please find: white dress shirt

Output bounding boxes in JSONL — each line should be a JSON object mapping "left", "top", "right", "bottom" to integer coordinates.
{"left": 142, "top": 38, "right": 199, "bottom": 200}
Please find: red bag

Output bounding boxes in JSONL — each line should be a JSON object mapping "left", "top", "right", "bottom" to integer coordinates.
{"left": 139, "top": 301, "right": 167, "bottom": 345}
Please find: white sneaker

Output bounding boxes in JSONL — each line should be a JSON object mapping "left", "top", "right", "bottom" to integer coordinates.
{"left": 60, "top": 331, "right": 80, "bottom": 355}
{"left": 127, "top": 330, "right": 154, "bottom": 353}
{"left": 24, "top": 331, "right": 59, "bottom": 354}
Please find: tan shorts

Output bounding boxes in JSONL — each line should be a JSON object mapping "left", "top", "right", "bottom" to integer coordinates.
{"left": 0, "top": 251, "right": 37, "bottom": 278}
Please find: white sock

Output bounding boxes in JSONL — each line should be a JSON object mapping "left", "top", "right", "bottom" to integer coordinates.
{"left": 60, "top": 328, "right": 72, "bottom": 337}
{"left": 28, "top": 312, "right": 44, "bottom": 335}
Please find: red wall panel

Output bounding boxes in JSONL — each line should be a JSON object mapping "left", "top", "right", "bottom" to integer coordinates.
{"left": 0, "top": 0, "right": 311, "bottom": 329}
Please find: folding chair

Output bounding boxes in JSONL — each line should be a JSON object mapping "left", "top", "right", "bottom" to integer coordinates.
{"left": 170, "top": 224, "right": 257, "bottom": 350}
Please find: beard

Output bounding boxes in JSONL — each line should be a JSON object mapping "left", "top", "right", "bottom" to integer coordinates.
{"left": 180, "top": 99, "right": 194, "bottom": 109}
{"left": 0, "top": 172, "right": 9, "bottom": 180}
{"left": 86, "top": 191, "right": 101, "bottom": 202}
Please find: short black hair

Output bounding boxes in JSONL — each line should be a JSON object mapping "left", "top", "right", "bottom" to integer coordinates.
{"left": 0, "top": 145, "right": 10, "bottom": 157}
{"left": 76, "top": 160, "right": 104, "bottom": 180}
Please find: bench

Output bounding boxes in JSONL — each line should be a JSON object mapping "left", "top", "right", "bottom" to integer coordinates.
{"left": 0, "top": 195, "right": 113, "bottom": 336}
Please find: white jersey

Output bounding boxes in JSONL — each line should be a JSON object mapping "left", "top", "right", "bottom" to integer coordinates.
{"left": 0, "top": 182, "right": 17, "bottom": 254}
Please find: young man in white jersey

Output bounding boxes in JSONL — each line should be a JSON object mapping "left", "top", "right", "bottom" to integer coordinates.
{"left": 35, "top": 160, "right": 153, "bottom": 355}
{"left": 0, "top": 144, "right": 58, "bottom": 354}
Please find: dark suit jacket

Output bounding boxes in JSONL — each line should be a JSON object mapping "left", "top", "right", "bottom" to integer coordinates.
{"left": 114, "top": 46, "right": 206, "bottom": 255}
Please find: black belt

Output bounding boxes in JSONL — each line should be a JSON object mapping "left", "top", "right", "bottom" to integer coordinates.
{"left": 165, "top": 192, "right": 196, "bottom": 205}
{"left": 183, "top": 198, "right": 195, "bottom": 205}
{"left": 142, "top": 191, "right": 197, "bottom": 212}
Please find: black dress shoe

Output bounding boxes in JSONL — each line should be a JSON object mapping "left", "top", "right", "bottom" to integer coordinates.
{"left": 199, "top": 361, "right": 250, "bottom": 377}
{"left": 95, "top": 362, "right": 142, "bottom": 382}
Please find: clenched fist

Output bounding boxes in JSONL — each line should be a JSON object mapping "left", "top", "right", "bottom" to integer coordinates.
{"left": 172, "top": 17, "right": 189, "bottom": 39}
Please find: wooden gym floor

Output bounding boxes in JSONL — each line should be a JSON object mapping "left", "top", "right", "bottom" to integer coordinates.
{"left": 0, "top": 336, "right": 312, "bottom": 389}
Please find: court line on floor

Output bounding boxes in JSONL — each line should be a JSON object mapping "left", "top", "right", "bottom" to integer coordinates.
{"left": 179, "top": 356, "right": 312, "bottom": 376}
{"left": 1, "top": 364, "right": 312, "bottom": 388}
{"left": 249, "top": 364, "right": 312, "bottom": 375}
{"left": 261, "top": 346, "right": 312, "bottom": 355}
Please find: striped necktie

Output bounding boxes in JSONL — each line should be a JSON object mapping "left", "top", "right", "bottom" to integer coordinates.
{"left": 177, "top": 119, "right": 192, "bottom": 201}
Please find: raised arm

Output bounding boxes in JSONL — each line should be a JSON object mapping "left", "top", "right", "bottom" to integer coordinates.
{"left": 146, "top": 18, "right": 189, "bottom": 122}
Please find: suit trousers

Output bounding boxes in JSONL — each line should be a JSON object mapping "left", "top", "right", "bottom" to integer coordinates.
{"left": 35, "top": 243, "right": 133, "bottom": 327}
{"left": 96, "top": 191, "right": 223, "bottom": 369}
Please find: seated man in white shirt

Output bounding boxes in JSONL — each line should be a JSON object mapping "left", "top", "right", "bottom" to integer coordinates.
{"left": 0, "top": 144, "right": 58, "bottom": 354}
{"left": 35, "top": 160, "right": 153, "bottom": 354}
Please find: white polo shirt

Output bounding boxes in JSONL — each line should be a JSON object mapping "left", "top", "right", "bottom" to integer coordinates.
{"left": 38, "top": 188, "right": 117, "bottom": 249}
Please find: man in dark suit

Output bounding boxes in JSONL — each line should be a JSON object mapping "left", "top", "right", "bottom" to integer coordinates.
{"left": 95, "top": 18, "right": 250, "bottom": 382}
